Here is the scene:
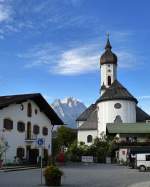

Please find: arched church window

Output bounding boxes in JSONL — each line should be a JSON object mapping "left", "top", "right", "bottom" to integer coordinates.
{"left": 108, "top": 76, "right": 111, "bottom": 86}
{"left": 27, "top": 103, "right": 32, "bottom": 117}
{"left": 87, "top": 135, "right": 92, "bottom": 143}
{"left": 114, "top": 115, "right": 122, "bottom": 124}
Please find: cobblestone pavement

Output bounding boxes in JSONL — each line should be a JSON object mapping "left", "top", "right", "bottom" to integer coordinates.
{"left": 0, "top": 163, "right": 150, "bottom": 187}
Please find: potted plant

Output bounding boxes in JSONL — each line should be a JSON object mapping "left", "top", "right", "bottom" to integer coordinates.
{"left": 44, "top": 165, "right": 63, "bottom": 186}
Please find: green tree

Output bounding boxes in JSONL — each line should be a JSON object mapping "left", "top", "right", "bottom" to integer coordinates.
{"left": 52, "top": 126, "right": 77, "bottom": 161}
{"left": 56, "top": 126, "right": 77, "bottom": 147}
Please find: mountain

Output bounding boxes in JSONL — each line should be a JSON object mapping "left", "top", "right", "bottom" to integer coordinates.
{"left": 51, "top": 97, "right": 87, "bottom": 128}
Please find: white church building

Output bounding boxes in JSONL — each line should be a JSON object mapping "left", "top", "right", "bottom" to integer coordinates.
{"left": 77, "top": 38, "right": 150, "bottom": 146}
{"left": 0, "top": 93, "right": 63, "bottom": 164}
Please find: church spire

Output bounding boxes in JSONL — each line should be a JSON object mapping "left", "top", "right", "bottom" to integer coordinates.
{"left": 100, "top": 35, "right": 117, "bottom": 65}
{"left": 105, "top": 33, "right": 112, "bottom": 50}
{"left": 100, "top": 35, "right": 118, "bottom": 95}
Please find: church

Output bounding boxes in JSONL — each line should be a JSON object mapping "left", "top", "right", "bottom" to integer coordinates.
{"left": 77, "top": 38, "right": 150, "bottom": 148}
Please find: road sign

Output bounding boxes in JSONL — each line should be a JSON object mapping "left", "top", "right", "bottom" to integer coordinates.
{"left": 37, "top": 138, "right": 45, "bottom": 146}
{"left": 37, "top": 138, "right": 45, "bottom": 185}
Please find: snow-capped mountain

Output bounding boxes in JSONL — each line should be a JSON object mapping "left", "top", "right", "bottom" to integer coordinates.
{"left": 51, "top": 97, "right": 87, "bottom": 128}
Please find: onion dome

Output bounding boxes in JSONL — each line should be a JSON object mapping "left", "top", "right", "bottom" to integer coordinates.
{"left": 100, "top": 38, "right": 117, "bottom": 65}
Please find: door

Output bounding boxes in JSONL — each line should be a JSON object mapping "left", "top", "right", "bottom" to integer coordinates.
{"left": 29, "top": 149, "right": 39, "bottom": 164}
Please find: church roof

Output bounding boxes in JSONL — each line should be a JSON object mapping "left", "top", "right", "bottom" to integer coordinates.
{"left": 96, "top": 80, "right": 138, "bottom": 103}
{"left": 0, "top": 93, "right": 64, "bottom": 125}
{"left": 100, "top": 38, "right": 117, "bottom": 65}
{"left": 107, "top": 123, "right": 150, "bottom": 134}
{"left": 136, "top": 106, "right": 150, "bottom": 122}
{"left": 76, "top": 104, "right": 96, "bottom": 121}
{"left": 78, "top": 107, "right": 98, "bottom": 130}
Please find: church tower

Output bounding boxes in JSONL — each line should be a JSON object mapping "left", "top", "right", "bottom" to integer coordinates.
{"left": 100, "top": 36, "right": 117, "bottom": 95}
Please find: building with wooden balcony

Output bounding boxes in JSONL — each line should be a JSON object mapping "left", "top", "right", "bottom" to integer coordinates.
{"left": 0, "top": 93, "right": 63, "bottom": 164}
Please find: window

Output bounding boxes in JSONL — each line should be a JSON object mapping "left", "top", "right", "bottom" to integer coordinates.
{"left": 133, "top": 137, "right": 137, "bottom": 142}
{"left": 16, "top": 147, "right": 25, "bottom": 159}
{"left": 20, "top": 104, "right": 24, "bottom": 111}
{"left": 3, "top": 119, "right": 13, "bottom": 130}
{"left": 35, "top": 109, "right": 38, "bottom": 115}
{"left": 42, "top": 127, "right": 48, "bottom": 136}
{"left": 33, "top": 125, "right": 40, "bottom": 135}
{"left": 126, "top": 137, "right": 129, "bottom": 142}
{"left": 114, "top": 115, "right": 122, "bottom": 124}
{"left": 17, "top": 122, "right": 25, "bottom": 132}
{"left": 146, "top": 155, "right": 150, "bottom": 161}
{"left": 27, "top": 103, "right": 32, "bottom": 117}
{"left": 27, "top": 122, "right": 31, "bottom": 139}
{"left": 122, "top": 150, "right": 126, "bottom": 155}
{"left": 107, "top": 76, "right": 111, "bottom": 86}
{"left": 87, "top": 135, "right": 92, "bottom": 143}
{"left": 114, "top": 103, "right": 122, "bottom": 109}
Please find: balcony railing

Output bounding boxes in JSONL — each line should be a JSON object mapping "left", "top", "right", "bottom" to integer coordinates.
{"left": 25, "top": 132, "right": 37, "bottom": 142}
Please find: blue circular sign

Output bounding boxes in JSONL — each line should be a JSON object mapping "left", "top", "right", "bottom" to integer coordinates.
{"left": 37, "top": 138, "right": 44, "bottom": 146}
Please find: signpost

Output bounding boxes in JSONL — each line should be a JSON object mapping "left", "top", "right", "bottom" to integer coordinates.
{"left": 37, "top": 138, "right": 45, "bottom": 185}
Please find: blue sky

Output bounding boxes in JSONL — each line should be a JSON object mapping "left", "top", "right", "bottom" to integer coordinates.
{"left": 0, "top": 0, "right": 150, "bottom": 112}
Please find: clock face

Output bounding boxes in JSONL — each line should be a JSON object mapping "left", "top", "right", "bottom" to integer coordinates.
{"left": 114, "top": 103, "right": 121, "bottom": 109}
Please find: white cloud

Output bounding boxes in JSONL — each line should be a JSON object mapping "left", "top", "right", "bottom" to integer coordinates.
{"left": 138, "top": 96, "right": 150, "bottom": 100}
{"left": 117, "top": 51, "right": 138, "bottom": 68}
{"left": 52, "top": 46, "right": 99, "bottom": 75}
{"left": 0, "top": 2, "right": 12, "bottom": 23}
{"left": 18, "top": 34, "right": 142, "bottom": 75}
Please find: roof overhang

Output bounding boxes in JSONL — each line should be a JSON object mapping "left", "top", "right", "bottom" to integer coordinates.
{"left": 107, "top": 123, "right": 150, "bottom": 134}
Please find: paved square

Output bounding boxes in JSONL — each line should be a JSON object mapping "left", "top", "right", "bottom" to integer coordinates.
{"left": 0, "top": 164, "right": 150, "bottom": 187}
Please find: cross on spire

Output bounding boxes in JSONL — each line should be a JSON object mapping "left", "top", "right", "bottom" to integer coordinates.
{"left": 105, "top": 32, "right": 112, "bottom": 50}
{"left": 106, "top": 32, "right": 110, "bottom": 40}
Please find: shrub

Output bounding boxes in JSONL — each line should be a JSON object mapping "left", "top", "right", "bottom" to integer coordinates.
{"left": 44, "top": 165, "right": 63, "bottom": 186}
{"left": 44, "top": 165, "right": 63, "bottom": 177}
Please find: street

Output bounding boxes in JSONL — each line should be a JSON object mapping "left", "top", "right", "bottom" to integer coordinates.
{"left": 0, "top": 164, "right": 150, "bottom": 187}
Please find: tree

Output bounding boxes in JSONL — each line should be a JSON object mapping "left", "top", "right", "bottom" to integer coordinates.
{"left": 56, "top": 126, "right": 77, "bottom": 147}
{"left": 52, "top": 126, "right": 77, "bottom": 161}
{"left": 66, "top": 132, "right": 118, "bottom": 163}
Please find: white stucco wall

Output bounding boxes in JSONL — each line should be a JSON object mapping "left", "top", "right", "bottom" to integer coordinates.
{"left": 0, "top": 100, "right": 52, "bottom": 163}
{"left": 78, "top": 130, "right": 98, "bottom": 146}
{"left": 97, "top": 100, "right": 136, "bottom": 135}
{"left": 118, "top": 148, "right": 128, "bottom": 163}
{"left": 101, "top": 64, "right": 117, "bottom": 88}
